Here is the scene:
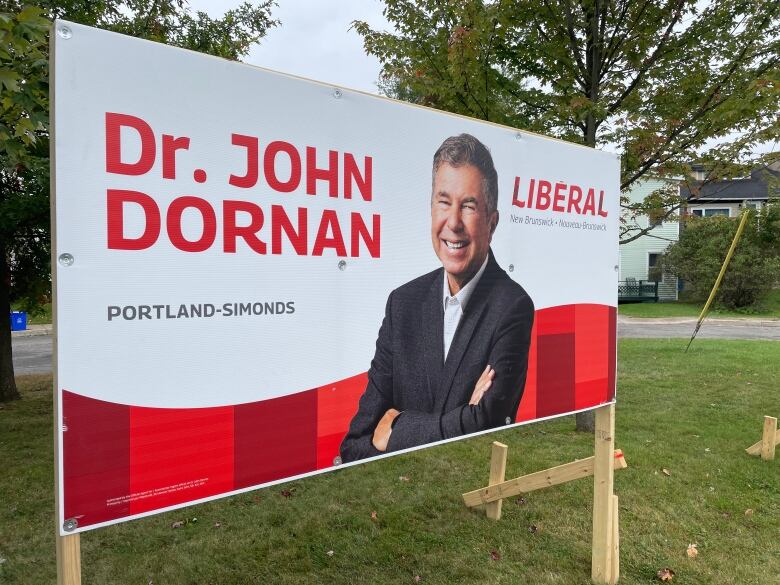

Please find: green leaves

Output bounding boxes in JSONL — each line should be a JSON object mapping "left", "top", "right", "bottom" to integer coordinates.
{"left": 663, "top": 206, "right": 780, "bottom": 309}
{"left": 0, "top": 6, "right": 50, "bottom": 171}
{"left": 357, "top": 1, "right": 780, "bottom": 243}
{"left": 0, "top": 69, "right": 19, "bottom": 91}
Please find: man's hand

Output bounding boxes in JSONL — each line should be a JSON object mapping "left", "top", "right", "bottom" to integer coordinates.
{"left": 372, "top": 408, "right": 400, "bottom": 452}
{"left": 469, "top": 365, "right": 495, "bottom": 406}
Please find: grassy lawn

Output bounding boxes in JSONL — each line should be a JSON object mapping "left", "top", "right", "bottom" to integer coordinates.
{"left": 619, "top": 289, "right": 780, "bottom": 319}
{"left": 1, "top": 340, "right": 778, "bottom": 584}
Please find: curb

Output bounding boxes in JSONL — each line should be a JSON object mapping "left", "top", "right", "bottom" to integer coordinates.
{"left": 618, "top": 316, "right": 780, "bottom": 327}
{"left": 11, "top": 325, "right": 53, "bottom": 337}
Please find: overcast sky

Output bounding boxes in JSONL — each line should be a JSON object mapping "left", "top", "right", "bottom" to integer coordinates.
{"left": 188, "top": 0, "right": 390, "bottom": 94}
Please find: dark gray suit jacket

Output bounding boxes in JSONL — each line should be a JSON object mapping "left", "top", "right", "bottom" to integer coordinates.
{"left": 340, "top": 251, "right": 534, "bottom": 462}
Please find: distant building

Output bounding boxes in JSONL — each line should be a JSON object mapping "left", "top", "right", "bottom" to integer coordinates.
{"left": 682, "top": 164, "right": 779, "bottom": 217}
{"left": 619, "top": 176, "right": 680, "bottom": 301}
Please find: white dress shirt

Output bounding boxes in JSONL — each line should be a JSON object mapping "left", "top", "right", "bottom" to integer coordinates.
{"left": 442, "top": 255, "right": 489, "bottom": 360}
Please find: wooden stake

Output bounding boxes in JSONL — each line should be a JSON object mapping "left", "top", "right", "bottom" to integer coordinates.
{"left": 610, "top": 495, "right": 619, "bottom": 584}
{"left": 56, "top": 534, "right": 81, "bottom": 585}
{"left": 761, "top": 416, "right": 777, "bottom": 461}
{"left": 591, "top": 404, "right": 616, "bottom": 584}
{"left": 745, "top": 419, "right": 779, "bottom": 456}
{"left": 462, "top": 449, "right": 627, "bottom": 508}
{"left": 485, "top": 442, "right": 508, "bottom": 520}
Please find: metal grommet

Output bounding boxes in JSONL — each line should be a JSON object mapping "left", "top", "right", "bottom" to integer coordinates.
{"left": 58, "top": 253, "right": 75, "bottom": 266}
{"left": 333, "top": 456, "right": 342, "bottom": 466}
{"left": 505, "top": 417, "right": 511, "bottom": 425}
{"left": 338, "top": 260, "right": 346, "bottom": 271}
{"left": 57, "top": 26, "right": 72, "bottom": 39}
{"left": 63, "top": 518, "right": 78, "bottom": 532}
{"left": 508, "top": 264, "right": 514, "bottom": 272}
{"left": 333, "top": 88, "right": 342, "bottom": 99}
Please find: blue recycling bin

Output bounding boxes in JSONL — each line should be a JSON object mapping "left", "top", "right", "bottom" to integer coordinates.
{"left": 10, "top": 311, "right": 27, "bottom": 331}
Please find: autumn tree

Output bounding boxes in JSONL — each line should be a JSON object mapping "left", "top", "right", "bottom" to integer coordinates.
{"left": 354, "top": 0, "right": 779, "bottom": 430}
{"left": 354, "top": 0, "right": 780, "bottom": 240}
{"left": 0, "top": 1, "right": 278, "bottom": 402}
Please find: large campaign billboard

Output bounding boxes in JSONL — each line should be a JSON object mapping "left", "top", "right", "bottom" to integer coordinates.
{"left": 52, "top": 20, "right": 619, "bottom": 534}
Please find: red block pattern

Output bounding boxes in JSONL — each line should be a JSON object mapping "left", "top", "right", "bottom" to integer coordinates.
{"left": 61, "top": 303, "right": 616, "bottom": 530}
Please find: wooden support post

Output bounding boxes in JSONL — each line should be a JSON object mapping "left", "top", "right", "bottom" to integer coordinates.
{"left": 56, "top": 533, "right": 81, "bottom": 585}
{"left": 591, "top": 404, "right": 616, "bottom": 584}
{"left": 745, "top": 416, "right": 779, "bottom": 457}
{"left": 761, "top": 416, "right": 777, "bottom": 461}
{"left": 611, "top": 495, "right": 619, "bottom": 584}
{"left": 485, "top": 442, "right": 508, "bottom": 520}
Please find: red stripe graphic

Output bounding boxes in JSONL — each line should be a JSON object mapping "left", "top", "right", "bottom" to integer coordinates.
{"left": 61, "top": 303, "right": 616, "bottom": 529}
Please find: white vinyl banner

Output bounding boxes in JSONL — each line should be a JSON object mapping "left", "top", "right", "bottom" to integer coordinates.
{"left": 53, "top": 20, "right": 619, "bottom": 533}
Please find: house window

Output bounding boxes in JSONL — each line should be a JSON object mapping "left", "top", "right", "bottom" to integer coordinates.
{"left": 691, "top": 208, "right": 730, "bottom": 217}
{"left": 648, "top": 253, "right": 659, "bottom": 267}
{"left": 648, "top": 253, "right": 662, "bottom": 282}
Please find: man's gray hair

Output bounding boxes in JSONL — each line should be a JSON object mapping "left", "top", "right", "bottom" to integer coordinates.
{"left": 432, "top": 134, "right": 498, "bottom": 215}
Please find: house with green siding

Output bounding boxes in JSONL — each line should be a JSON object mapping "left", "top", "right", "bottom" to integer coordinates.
{"left": 619, "top": 176, "right": 680, "bottom": 301}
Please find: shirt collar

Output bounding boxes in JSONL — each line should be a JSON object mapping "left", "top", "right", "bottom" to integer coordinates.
{"left": 442, "top": 254, "right": 489, "bottom": 312}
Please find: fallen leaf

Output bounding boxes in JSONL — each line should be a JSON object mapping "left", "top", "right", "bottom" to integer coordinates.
{"left": 370, "top": 511, "right": 378, "bottom": 521}
{"left": 745, "top": 508, "right": 754, "bottom": 517}
{"left": 280, "top": 489, "right": 295, "bottom": 498}
{"left": 213, "top": 522, "right": 221, "bottom": 528}
{"left": 171, "top": 520, "right": 185, "bottom": 529}
{"left": 662, "top": 468, "right": 671, "bottom": 477}
{"left": 399, "top": 476, "right": 410, "bottom": 482}
{"left": 191, "top": 517, "right": 197, "bottom": 523}
{"left": 414, "top": 576, "right": 421, "bottom": 583}
{"left": 326, "top": 550, "right": 334, "bottom": 557}
{"left": 657, "top": 568, "right": 675, "bottom": 581}
{"left": 686, "top": 543, "right": 698, "bottom": 558}
{"left": 528, "top": 524, "right": 538, "bottom": 534}
{"left": 490, "top": 550, "right": 501, "bottom": 561}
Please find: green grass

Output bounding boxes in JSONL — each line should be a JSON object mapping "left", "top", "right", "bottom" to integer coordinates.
{"left": 619, "top": 289, "right": 780, "bottom": 319}
{"left": 1, "top": 340, "right": 778, "bottom": 584}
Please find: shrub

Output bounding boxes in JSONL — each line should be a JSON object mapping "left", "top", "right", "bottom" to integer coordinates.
{"left": 663, "top": 203, "right": 780, "bottom": 309}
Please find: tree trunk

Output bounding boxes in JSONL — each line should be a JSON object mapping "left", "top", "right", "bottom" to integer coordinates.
{"left": 576, "top": 0, "right": 601, "bottom": 434}
{"left": 0, "top": 244, "right": 20, "bottom": 401}
{"left": 576, "top": 409, "right": 595, "bottom": 432}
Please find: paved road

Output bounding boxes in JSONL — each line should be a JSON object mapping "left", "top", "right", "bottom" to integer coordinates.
{"left": 618, "top": 316, "right": 780, "bottom": 341}
{"left": 12, "top": 332, "right": 53, "bottom": 375}
{"left": 11, "top": 317, "right": 778, "bottom": 376}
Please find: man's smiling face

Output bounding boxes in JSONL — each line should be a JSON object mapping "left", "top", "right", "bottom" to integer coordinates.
{"left": 431, "top": 162, "right": 498, "bottom": 295}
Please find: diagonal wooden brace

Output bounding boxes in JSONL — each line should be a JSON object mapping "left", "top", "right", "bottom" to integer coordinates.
{"left": 462, "top": 449, "right": 627, "bottom": 508}
{"left": 745, "top": 416, "right": 778, "bottom": 460}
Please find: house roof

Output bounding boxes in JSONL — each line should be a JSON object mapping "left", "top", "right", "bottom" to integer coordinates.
{"left": 681, "top": 167, "right": 779, "bottom": 202}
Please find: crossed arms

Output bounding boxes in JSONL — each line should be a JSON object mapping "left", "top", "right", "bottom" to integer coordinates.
{"left": 339, "top": 290, "right": 533, "bottom": 463}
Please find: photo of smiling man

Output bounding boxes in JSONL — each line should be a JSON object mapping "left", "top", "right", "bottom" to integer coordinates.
{"left": 340, "top": 133, "right": 535, "bottom": 463}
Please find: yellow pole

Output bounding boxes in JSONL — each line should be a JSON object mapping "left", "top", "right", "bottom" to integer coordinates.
{"left": 685, "top": 210, "right": 751, "bottom": 351}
